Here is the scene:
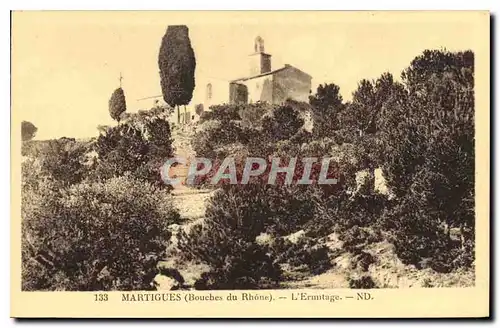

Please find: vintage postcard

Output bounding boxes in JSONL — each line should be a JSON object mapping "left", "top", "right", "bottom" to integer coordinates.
{"left": 11, "top": 11, "right": 490, "bottom": 318}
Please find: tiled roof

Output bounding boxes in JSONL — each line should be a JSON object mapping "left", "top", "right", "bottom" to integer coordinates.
{"left": 231, "top": 64, "right": 311, "bottom": 83}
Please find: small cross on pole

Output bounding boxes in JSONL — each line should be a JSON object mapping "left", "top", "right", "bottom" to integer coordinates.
{"left": 119, "top": 72, "right": 123, "bottom": 88}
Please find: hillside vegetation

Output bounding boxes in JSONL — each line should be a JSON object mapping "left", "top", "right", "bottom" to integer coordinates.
{"left": 170, "top": 49, "right": 475, "bottom": 289}
{"left": 21, "top": 49, "right": 475, "bottom": 290}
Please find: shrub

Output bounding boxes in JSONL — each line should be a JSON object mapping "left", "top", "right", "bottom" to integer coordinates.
{"left": 264, "top": 185, "right": 318, "bottom": 236}
{"left": 21, "top": 176, "right": 179, "bottom": 291}
{"left": 94, "top": 111, "right": 174, "bottom": 186}
{"left": 199, "top": 104, "right": 242, "bottom": 123}
{"left": 351, "top": 251, "right": 377, "bottom": 272}
{"left": 239, "top": 102, "right": 273, "bottom": 128}
{"left": 428, "top": 238, "right": 474, "bottom": 273}
{"left": 176, "top": 222, "right": 281, "bottom": 290}
{"left": 305, "top": 189, "right": 386, "bottom": 242}
{"left": 262, "top": 105, "right": 304, "bottom": 142}
{"left": 175, "top": 179, "right": 338, "bottom": 288}
{"left": 348, "top": 275, "right": 377, "bottom": 289}
{"left": 174, "top": 185, "right": 300, "bottom": 289}
{"left": 192, "top": 103, "right": 310, "bottom": 162}
{"left": 271, "top": 237, "right": 333, "bottom": 276}
{"left": 384, "top": 197, "right": 450, "bottom": 268}
{"left": 192, "top": 241, "right": 281, "bottom": 290}
{"left": 26, "top": 138, "right": 90, "bottom": 186}
{"left": 341, "top": 226, "right": 382, "bottom": 254}
{"left": 191, "top": 120, "right": 254, "bottom": 159}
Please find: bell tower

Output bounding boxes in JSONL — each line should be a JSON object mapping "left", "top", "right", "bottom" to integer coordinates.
{"left": 249, "top": 36, "right": 272, "bottom": 76}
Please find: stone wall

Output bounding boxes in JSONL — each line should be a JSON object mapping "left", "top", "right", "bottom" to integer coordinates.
{"left": 272, "top": 66, "right": 312, "bottom": 103}
{"left": 229, "top": 83, "right": 248, "bottom": 104}
{"left": 241, "top": 74, "right": 274, "bottom": 103}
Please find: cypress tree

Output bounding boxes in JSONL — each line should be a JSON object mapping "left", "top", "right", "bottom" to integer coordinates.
{"left": 158, "top": 25, "right": 196, "bottom": 124}
{"left": 109, "top": 87, "right": 127, "bottom": 123}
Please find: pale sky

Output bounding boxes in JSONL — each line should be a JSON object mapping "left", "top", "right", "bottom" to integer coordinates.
{"left": 12, "top": 11, "right": 484, "bottom": 140}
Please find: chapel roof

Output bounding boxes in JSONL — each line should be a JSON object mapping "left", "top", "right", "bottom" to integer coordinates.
{"left": 230, "top": 64, "right": 311, "bottom": 83}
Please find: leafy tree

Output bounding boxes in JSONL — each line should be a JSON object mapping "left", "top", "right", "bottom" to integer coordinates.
{"left": 22, "top": 121, "right": 38, "bottom": 141}
{"left": 309, "top": 83, "right": 344, "bottom": 137}
{"left": 158, "top": 25, "right": 196, "bottom": 124}
{"left": 108, "top": 87, "right": 127, "bottom": 123}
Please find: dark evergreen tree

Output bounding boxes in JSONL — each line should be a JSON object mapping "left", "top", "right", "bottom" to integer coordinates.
{"left": 158, "top": 25, "right": 196, "bottom": 124}
{"left": 21, "top": 121, "right": 38, "bottom": 141}
{"left": 380, "top": 49, "right": 475, "bottom": 270}
{"left": 108, "top": 87, "right": 126, "bottom": 123}
{"left": 308, "top": 83, "right": 344, "bottom": 138}
{"left": 262, "top": 105, "right": 304, "bottom": 142}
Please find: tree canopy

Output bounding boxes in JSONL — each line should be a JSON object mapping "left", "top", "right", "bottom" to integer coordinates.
{"left": 158, "top": 25, "right": 196, "bottom": 123}
{"left": 21, "top": 121, "right": 38, "bottom": 141}
{"left": 108, "top": 87, "right": 127, "bottom": 122}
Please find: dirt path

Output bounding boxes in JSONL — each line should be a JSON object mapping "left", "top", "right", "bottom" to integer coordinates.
{"left": 171, "top": 188, "right": 213, "bottom": 220}
{"left": 169, "top": 127, "right": 214, "bottom": 221}
{"left": 154, "top": 127, "right": 214, "bottom": 290}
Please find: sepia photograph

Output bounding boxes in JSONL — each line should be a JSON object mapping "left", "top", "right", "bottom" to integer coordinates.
{"left": 10, "top": 10, "right": 490, "bottom": 318}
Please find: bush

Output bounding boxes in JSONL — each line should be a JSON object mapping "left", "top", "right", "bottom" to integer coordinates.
{"left": 174, "top": 185, "right": 299, "bottom": 289}
{"left": 21, "top": 176, "right": 179, "bottom": 291}
{"left": 271, "top": 237, "right": 333, "bottom": 276}
{"left": 94, "top": 111, "right": 174, "bottom": 186}
{"left": 191, "top": 120, "right": 255, "bottom": 159}
{"left": 175, "top": 180, "right": 337, "bottom": 288}
{"left": 262, "top": 105, "right": 304, "bottom": 143}
{"left": 176, "top": 223, "right": 281, "bottom": 290}
{"left": 192, "top": 242, "right": 281, "bottom": 290}
{"left": 23, "top": 138, "right": 90, "bottom": 186}
{"left": 304, "top": 189, "right": 387, "bottom": 242}
{"left": 348, "top": 275, "right": 377, "bottom": 289}
{"left": 239, "top": 102, "right": 273, "bottom": 128}
{"left": 429, "top": 239, "right": 474, "bottom": 273}
{"left": 341, "top": 225, "right": 382, "bottom": 254}
{"left": 192, "top": 103, "right": 310, "bottom": 162}
{"left": 351, "top": 251, "right": 377, "bottom": 272}
{"left": 199, "top": 104, "right": 242, "bottom": 123}
{"left": 194, "top": 104, "right": 204, "bottom": 116}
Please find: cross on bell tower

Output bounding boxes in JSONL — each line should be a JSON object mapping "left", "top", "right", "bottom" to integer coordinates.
{"left": 119, "top": 72, "right": 123, "bottom": 88}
